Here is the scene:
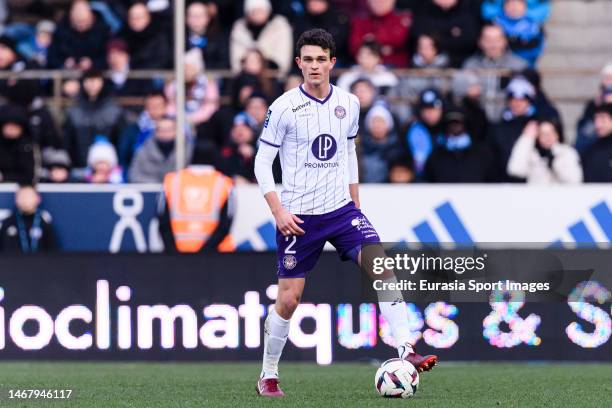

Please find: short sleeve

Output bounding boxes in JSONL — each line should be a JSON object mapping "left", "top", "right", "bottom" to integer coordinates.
{"left": 348, "top": 94, "right": 360, "bottom": 139}
{"left": 259, "top": 100, "right": 289, "bottom": 148}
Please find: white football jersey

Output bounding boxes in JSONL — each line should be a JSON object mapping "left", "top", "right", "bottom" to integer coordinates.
{"left": 259, "top": 84, "right": 360, "bottom": 215}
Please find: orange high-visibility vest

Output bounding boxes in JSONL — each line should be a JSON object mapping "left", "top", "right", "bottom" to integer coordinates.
{"left": 163, "top": 168, "right": 235, "bottom": 253}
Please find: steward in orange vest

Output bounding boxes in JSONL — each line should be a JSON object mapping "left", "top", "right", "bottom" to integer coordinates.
{"left": 158, "top": 145, "right": 235, "bottom": 253}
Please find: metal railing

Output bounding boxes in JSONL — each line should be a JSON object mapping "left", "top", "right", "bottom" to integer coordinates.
{"left": 0, "top": 66, "right": 602, "bottom": 123}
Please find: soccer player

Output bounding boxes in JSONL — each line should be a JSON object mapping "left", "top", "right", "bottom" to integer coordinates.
{"left": 254, "top": 28, "right": 438, "bottom": 397}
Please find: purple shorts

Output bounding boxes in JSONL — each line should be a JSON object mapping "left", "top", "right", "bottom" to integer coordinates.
{"left": 276, "top": 201, "right": 381, "bottom": 278}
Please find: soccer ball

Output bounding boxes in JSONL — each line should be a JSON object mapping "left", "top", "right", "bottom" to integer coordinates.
{"left": 374, "top": 358, "right": 419, "bottom": 398}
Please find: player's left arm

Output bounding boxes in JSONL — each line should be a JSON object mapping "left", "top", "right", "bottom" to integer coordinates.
{"left": 348, "top": 94, "right": 360, "bottom": 208}
{"left": 348, "top": 138, "right": 360, "bottom": 209}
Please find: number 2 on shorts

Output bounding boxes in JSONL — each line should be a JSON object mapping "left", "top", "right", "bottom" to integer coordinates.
{"left": 285, "top": 236, "right": 297, "bottom": 254}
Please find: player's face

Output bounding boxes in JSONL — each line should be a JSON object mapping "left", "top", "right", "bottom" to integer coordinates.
{"left": 296, "top": 45, "right": 336, "bottom": 87}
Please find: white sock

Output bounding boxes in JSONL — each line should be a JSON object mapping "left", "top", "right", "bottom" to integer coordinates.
{"left": 378, "top": 276, "right": 414, "bottom": 354}
{"left": 261, "top": 307, "right": 290, "bottom": 379}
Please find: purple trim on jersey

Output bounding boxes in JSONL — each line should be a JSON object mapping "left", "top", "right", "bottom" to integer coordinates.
{"left": 260, "top": 138, "right": 281, "bottom": 148}
{"left": 299, "top": 84, "right": 333, "bottom": 105}
{"left": 348, "top": 135, "right": 357, "bottom": 139}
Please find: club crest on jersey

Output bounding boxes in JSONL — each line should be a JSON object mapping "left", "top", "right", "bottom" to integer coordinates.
{"left": 334, "top": 105, "right": 346, "bottom": 119}
{"left": 264, "top": 109, "right": 272, "bottom": 128}
{"left": 311, "top": 134, "right": 337, "bottom": 161}
{"left": 283, "top": 255, "right": 297, "bottom": 270}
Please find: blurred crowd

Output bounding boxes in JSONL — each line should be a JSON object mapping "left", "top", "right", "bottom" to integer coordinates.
{"left": 0, "top": 0, "right": 611, "bottom": 188}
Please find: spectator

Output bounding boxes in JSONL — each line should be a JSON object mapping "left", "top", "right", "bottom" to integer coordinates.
{"left": 159, "top": 141, "right": 235, "bottom": 253}
{"left": 106, "top": 38, "right": 154, "bottom": 96}
{"left": 229, "top": 0, "right": 293, "bottom": 75}
{"left": 236, "top": 48, "right": 282, "bottom": 101}
{"left": 243, "top": 92, "right": 269, "bottom": 135}
{"left": 220, "top": 112, "right": 257, "bottom": 183}
{"left": 186, "top": 0, "right": 230, "bottom": 69}
{"left": 404, "top": 88, "right": 445, "bottom": 178}
{"left": 412, "top": 0, "right": 480, "bottom": 68}
{"left": 63, "top": 69, "right": 126, "bottom": 168}
{"left": 388, "top": 153, "right": 415, "bottom": 183}
{"left": 412, "top": 33, "right": 450, "bottom": 69}
{"left": 521, "top": 68, "right": 561, "bottom": 123}
{"left": 5, "top": 79, "right": 62, "bottom": 152}
{"left": 30, "top": 20, "right": 55, "bottom": 67}
{"left": 450, "top": 71, "right": 489, "bottom": 143}
{"left": 0, "top": 106, "right": 36, "bottom": 185}
{"left": 388, "top": 33, "right": 448, "bottom": 108}
{"left": 0, "top": 35, "right": 25, "bottom": 72}
{"left": 336, "top": 40, "right": 399, "bottom": 94}
{"left": 119, "top": 91, "right": 168, "bottom": 173}
{"left": 359, "top": 104, "right": 401, "bottom": 183}
{"left": 424, "top": 107, "right": 494, "bottom": 182}
{"left": 576, "top": 62, "right": 612, "bottom": 153}
{"left": 0, "top": 184, "right": 57, "bottom": 253}
{"left": 507, "top": 118, "right": 582, "bottom": 184}
{"left": 129, "top": 116, "right": 194, "bottom": 183}
{"left": 482, "top": 0, "right": 550, "bottom": 24}
{"left": 463, "top": 23, "right": 528, "bottom": 121}
{"left": 350, "top": 78, "right": 379, "bottom": 133}
{"left": 119, "top": 1, "right": 171, "bottom": 69}
{"left": 84, "top": 137, "right": 123, "bottom": 183}
{"left": 40, "top": 148, "right": 72, "bottom": 183}
{"left": 488, "top": 76, "right": 537, "bottom": 181}
{"left": 47, "top": 0, "right": 110, "bottom": 69}
{"left": 293, "top": 0, "right": 350, "bottom": 65}
{"left": 349, "top": 0, "right": 412, "bottom": 67}
{"left": 166, "top": 48, "right": 220, "bottom": 127}
{"left": 581, "top": 103, "right": 612, "bottom": 182}
{"left": 0, "top": 35, "right": 30, "bottom": 95}
{"left": 493, "top": 0, "right": 545, "bottom": 67}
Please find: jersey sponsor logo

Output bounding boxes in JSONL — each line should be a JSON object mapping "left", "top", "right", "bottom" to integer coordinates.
{"left": 291, "top": 101, "right": 311, "bottom": 113}
{"left": 264, "top": 109, "right": 272, "bottom": 128}
{"left": 283, "top": 254, "right": 297, "bottom": 270}
{"left": 304, "top": 162, "right": 340, "bottom": 168}
{"left": 311, "top": 134, "right": 337, "bottom": 161}
{"left": 334, "top": 105, "right": 346, "bottom": 119}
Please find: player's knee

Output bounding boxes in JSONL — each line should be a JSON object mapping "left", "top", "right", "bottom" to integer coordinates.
{"left": 277, "top": 290, "right": 301, "bottom": 317}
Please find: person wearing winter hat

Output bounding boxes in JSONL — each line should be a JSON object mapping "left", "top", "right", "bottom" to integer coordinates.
{"left": 0, "top": 105, "right": 36, "bottom": 185}
{"left": 581, "top": 103, "right": 612, "bottom": 182}
{"left": 0, "top": 35, "right": 23, "bottom": 71}
{"left": 219, "top": 112, "right": 258, "bottom": 183}
{"left": 41, "top": 148, "right": 72, "bottom": 183}
{"left": 404, "top": 88, "right": 445, "bottom": 179}
{"left": 63, "top": 68, "right": 126, "bottom": 168}
{"left": 30, "top": 20, "right": 56, "bottom": 67}
{"left": 106, "top": 38, "right": 155, "bottom": 96}
{"left": 229, "top": 0, "right": 293, "bottom": 75}
{"left": 360, "top": 104, "right": 402, "bottom": 183}
{"left": 85, "top": 137, "right": 124, "bottom": 183}
{"left": 165, "top": 47, "right": 220, "bottom": 126}
{"left": 576, "top": 61, "right": 612, "bottom": 152}
{"left": 424, "top": 106, "right": 495, "bottom": 182}
{"left": 487, "top": 75, "right": 538, "bottom": 181}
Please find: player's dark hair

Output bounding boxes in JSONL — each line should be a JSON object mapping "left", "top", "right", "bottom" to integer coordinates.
{"left": 296, "top": 29, "right": 336, "bottom": 59}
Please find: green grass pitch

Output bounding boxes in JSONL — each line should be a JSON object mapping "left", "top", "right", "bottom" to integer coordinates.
{"left": 0, "top": 362, "right": 610, "bottom": 407}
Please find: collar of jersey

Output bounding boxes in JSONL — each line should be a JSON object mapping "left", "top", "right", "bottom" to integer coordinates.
{"left": 299, "top": 84, "right": 333, "bottom": 105}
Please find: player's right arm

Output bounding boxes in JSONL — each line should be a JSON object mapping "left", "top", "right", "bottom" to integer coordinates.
{"left": 254, "top": 102, "right": 304, "bottom": 237}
